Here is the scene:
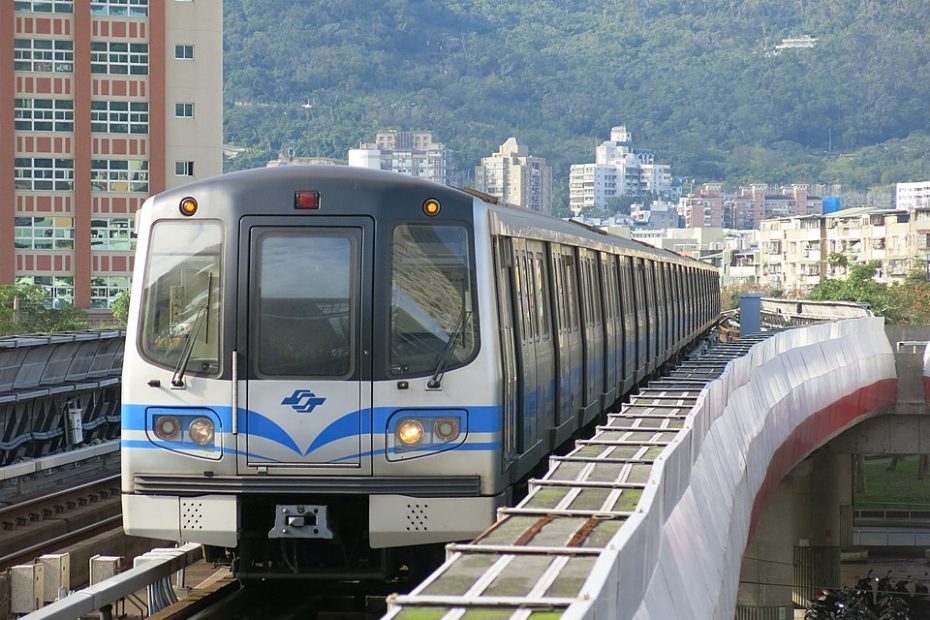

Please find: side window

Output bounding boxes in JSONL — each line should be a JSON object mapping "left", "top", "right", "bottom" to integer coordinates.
{"left": 564, "top": 253, "right": 579, "bottom": 330}
{"left": 524, "top": 253, "right": 538, "bottom": 340}
{"left": 536, "top": 252, "right": 550, "bottom": 339}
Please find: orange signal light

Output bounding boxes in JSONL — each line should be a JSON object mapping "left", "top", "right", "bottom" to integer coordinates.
{"left": 179, "top": 197, "right": 198, "bottom": 216}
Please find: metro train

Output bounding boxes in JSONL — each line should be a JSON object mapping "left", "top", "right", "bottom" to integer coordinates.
{"left": 120, "top": 165, "right": 719, "bottom": 579}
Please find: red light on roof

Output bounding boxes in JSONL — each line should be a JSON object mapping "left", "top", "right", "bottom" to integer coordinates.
{"left": 295, "top": 191, "right": 321, "bottom": 210}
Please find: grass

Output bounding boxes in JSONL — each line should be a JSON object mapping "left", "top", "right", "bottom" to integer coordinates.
{"left": 855, "top": 456, "right": 930, "bottom": 506}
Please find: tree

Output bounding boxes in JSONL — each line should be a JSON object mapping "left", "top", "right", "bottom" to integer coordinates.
{"left": 0, "top": 284, "right": 87, "bottom": 336}
{"left": 111, "top": 290, "right": 131, "bottom": 326}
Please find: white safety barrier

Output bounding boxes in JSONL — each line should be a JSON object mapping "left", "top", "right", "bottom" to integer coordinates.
{"left": 566, "top": 317, "right": 896, "bottom": 620}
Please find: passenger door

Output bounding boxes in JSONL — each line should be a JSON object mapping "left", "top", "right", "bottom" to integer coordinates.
{"left": 237, "top": 217, "right": 373, "bottom": 475}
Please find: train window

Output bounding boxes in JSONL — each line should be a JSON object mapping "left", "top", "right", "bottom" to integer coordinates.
{"left": 390, "top": 224, "right": 477, "bottom": 377}
{"left": 139, "top": 220, "right": 223, "bottom": 375}
{"left": 523, "top": 253, "right": 538, "bottom": 340}
{"left": 564, "top": 254, "right": 579, "bottom": 330}
{"left": 512, "top": 250, "right": 525, "bottom": 340}
{"left": 255, "top": 231, "right": 355, "bottom": 377}
{"left": 535, "top": 253, "right": 550, "bottom": 339}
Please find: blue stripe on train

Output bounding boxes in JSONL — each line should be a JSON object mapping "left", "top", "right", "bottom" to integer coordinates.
{"left": 123, "top": 404, "right": 502, "bottom": 459}
{"left": 120, "top": 439, "right": 500, "bottom": 463}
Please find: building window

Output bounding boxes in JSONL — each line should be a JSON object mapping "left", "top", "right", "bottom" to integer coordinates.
{"left": 91, "top": 159, "right": 149, "bottom": 193}
{"left": 14, "top": 158, "right": 74, "bottom": 191}
{"left": 14, "top": 98, "right": 74, "bottom": 132}
{"left": 90, "top": 41, "right": 148, "bottom": 75}
{"left": 90, "top": 100, "right": 148, "bottom": 134}
{"left": 91, "top": 276, "right": 131, "bottom": 309}
{"left": 91, "top": 217, "right": 135, "bottom": 251}
{"left": 16, "top": 276, "right": 74, "bottom": 309}
{"left": 90, "top": 0, "right": 148, "bottom": 17}
{"left": 175, "top": 102, "right": 194, "bottom": 118}
{"left": 14, "top": 0, "right": 73, "bottom": 13}
{"left": 175, "top": 161, "right": 194, "bottom": 177}
{"left": 174, "top": 44, "right": 194, "bottom": 60}
{"left": 14, "top": 216, "right": 74, "bottom": 250}
{"left": 14, "top": 38, "right": 73, "bottom": 73}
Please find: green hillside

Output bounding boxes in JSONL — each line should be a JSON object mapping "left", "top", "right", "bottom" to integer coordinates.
{"left": 223, "top": 0, "right": 930, "bottom": 210}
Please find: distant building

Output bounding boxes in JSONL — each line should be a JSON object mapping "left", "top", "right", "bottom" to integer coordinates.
{"left": 631, "top": 201, "right": 679, "bottom": 229}
{"left": 896, "top": 181, "right": 930, "bottom": 210}
{"left": 568, "top": 125, "right": 672, "bottom": 215}
{"left": 348, "top": 130, "right": 447, "bottom": 185}
{"left": 266, "top": 155, "right": 343, "bottom": 167}
{"left": 679, "top": 182, "right": 725, "bottom": 228}
{"left": 774, "top": 35, "right": 817, "bottom": 52}
{"left": 1, "top": 1, "right": 223, "bottom": 311}
{"left": 474, "top": 138, "right": 552, "bottom": 215}
{"left": 757, "top": 207, "right": 930, "bottom": 294}
{"left": 729, "top": 184, "right": 823, "bottom": 230}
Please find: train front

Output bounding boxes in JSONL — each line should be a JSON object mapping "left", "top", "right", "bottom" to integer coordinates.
{"left": 120, "top": 167, "right": 506, "bottom": 578}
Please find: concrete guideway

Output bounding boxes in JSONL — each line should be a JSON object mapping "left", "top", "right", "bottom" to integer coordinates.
{"left": 386, "top": 317, "right": 896, "bottom": 620}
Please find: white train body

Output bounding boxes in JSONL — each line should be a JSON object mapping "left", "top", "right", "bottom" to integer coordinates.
{"left": 121, "top": 166, "right": 718, "bottom": 577}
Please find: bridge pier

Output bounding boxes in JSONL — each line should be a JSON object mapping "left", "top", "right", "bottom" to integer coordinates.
{"left": 737, "top": 449, "right": 854, "bottom": 617}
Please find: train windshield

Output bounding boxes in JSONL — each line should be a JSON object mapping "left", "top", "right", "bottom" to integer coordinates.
{"left": 390, "top": 224, "right": 477, "bottom": 376}
{"left": 138, "top": 221, "right": 223, "bottom": 375}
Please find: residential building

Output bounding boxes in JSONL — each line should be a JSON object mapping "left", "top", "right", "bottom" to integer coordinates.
{"left": 568, "top": 125, "right": 672, "bottom": 215}
{"left": 1, "top": 0, "right": 223, "bottom": 312}
{"left": 728, "top": 183, "right": 823, "bottom": 230}
{"left": 896, "top": 181, "right": 930, "bottom": 210}
{"left": 679, "top": 182, "right": 725, "bottom": 228}
{"left": 757, "top": 208, "right": 929, "bottom": 294}
{"left": 348, "top": 130, "right": 447, "bottom": 185}
{"left": 474, "top": 137, "right": 552, "bottom": 215}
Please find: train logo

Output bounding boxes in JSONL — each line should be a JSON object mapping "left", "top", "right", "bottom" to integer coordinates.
{"left": 281, "top": 390, "right": 327, "bottom": 414}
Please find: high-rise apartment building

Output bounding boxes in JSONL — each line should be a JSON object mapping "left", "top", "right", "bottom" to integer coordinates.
{"left": 474, "top": 137, "right": 552, "bottom": 215}
{"left": 348, "top": 130, "right": 447, "bottom": 185}
{"left": 568, "top": 125, "right": 671, "bottom": 215}
{"left": 1, "top": 0, "right": 223, "bottom": 313}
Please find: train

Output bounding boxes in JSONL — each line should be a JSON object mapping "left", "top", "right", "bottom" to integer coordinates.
{"left": 120, "top": 165, "right": 720, "bottom": 579}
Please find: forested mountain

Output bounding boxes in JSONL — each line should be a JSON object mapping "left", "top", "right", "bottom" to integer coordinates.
{"left": 224, "top": 0, "right": 930, "bottom": 210}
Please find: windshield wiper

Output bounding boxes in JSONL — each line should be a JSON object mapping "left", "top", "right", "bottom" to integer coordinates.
{"left": 427, "top": 309, "right": 471, "bottom": 389}
{"left": 171, "top": 304, "right": 207, "bottom": 388}
{"left": 171, "top": 273, "right": 213, "bottom": 388}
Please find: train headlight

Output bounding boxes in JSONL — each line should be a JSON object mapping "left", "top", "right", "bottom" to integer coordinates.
{"left": 396, "top": 419, "right": 425, "bottom": 447}
{"left": 154, "top": 415, "right": 181, "bottom": 441}
{"left": 188, "top": 417, "right": 215, "bottom": 445}
{"left": 434, "top": 418, "right": 460, "bottom": 442}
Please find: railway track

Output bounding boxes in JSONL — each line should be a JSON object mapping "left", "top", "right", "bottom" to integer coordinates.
{"left": 0, "top": 472, "right": 121, "bottom": 569}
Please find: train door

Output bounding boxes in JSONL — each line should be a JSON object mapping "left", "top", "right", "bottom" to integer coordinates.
{"left": 600, "top": 254, "right": 619, "bottom": 406}
{"left": 578, "top": 249, "right": 603, "bottom": 423}
{"left": 643, "top": 260, "right": 658, "bottom": 374}
{"left": 236, "top": 218, "right": 373, "bottom": 475}
{"left": 655, "top": 263, "right": 668, "bottom": 363}
{"left": 548, "top": 244, "right": 573, "bottom": 446}
{"left": 633, "top": 258, "right": 648, "bottom": 381}
{"left": 560, "top": 247, "right": 583, "bottom": 433}
{"left": 530, "top": 242, "right": 555, "bottom": 449}
{"left": 619, "top": 256, "right": 636, "bottom": 392}
{"left": 493, "top": 237, "right": 519, "bottom": 468}
{"left": 511, "top": 239, "right": 542, "bottom": 461}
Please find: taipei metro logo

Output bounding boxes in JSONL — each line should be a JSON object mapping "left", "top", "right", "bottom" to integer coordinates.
{"left": 281, "top": 390, "right": 326, "bottom": 414}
